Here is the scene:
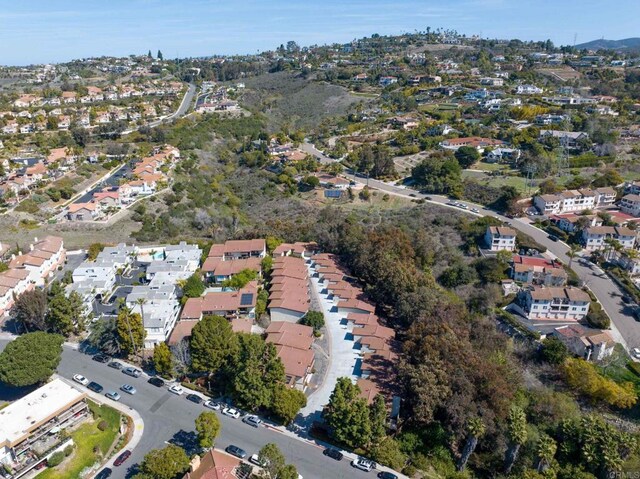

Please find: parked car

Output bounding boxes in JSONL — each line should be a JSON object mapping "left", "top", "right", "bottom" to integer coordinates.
{"left": 94, "top": 468, "right": 112, "bottom": 479}
{"left": 351, "top": 457, "right": 375, "bottom": 472}
{"left": 108, "top": 361, "right": 123, "bottom": 370}
{"left": 87, "top": 382, "right": 104, "bottom": 393}
{"left": 122, "top": 367, "right": 141, "bottom": 378}
{"left": 323, "top": 448, "right": 344, "bottom": 461}
{"left": 204, "top": 400, "right": 220, "bottom": 410}
{"left": 169, "top": 385, "right": 184, "bottom": 395}
{"left": 73, "top": 374, "right": 89, "bottom": 386}
{"left": 114, "top": 450, "right": 131, "bottom": 467}
{"left": 242, "top": 415, "right": 262, "bottom": 428}
{"left": 186, "top": 394, "right": 203, "bottom": 404}
{"left": 378, "top": 472, "right": 398, "bottom": 479}
{"left": 249, "top": 453, "right": 266, "bottom": 466}
{"left": 633, "top": 348, "right": 640, "bottom": 359}
{"left": 105, "top": 391, "right": 121, "bottom": 401}
{"left": 622, "top": 295, "right": 632, "bottom": 304}
{"left": 471, "top": 208, "right": 480, "bottom": 213}
{"left": 120, "top": 384, "right": 136, "bottom": 395}
{"left": 547, "top": 234, "right": 559, "bottom": 242}
{"left": 92, "top": 354, "right": 110, "bottom": 363}
{"left": 222, "top": 407, "right": 241, "bottom": 419}
{"left": 225, "top": 445, "right": 247, "bottom": 459}
{"left": 148, "top": 377, "right": 165, "bottom": 387}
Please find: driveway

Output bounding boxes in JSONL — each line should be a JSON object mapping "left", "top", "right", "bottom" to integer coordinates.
{"left": 298, "top": 266, "right": 361, "bottom": 424}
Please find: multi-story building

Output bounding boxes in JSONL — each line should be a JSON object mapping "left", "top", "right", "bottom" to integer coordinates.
{"left": 620, "top": 194, "right": 640, "bottom": 217}
{"left": 511, "top": 255, "right": 567, "bottom": 286}
{"left": 8, "top": 236, "right": 65, "bottom": 287}
{"left": 0, "top": 379, "right": 89, "bottom": 478}
{"left": 484, "top": 226, "right": 517, "bottom": 252}
{"left": 519, "top": 286, "right": 591, "bottom": 321}
{"left": 533, "top": 188, "right": 614, "bottom": 215}
{"left": 538, "top": 130, "right": 589, "bottom": 150}
{"left": 582, "top": 226, "right": 637, "bottom": 251}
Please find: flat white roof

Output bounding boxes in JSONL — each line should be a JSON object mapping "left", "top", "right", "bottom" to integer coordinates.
{"left": 0, "top": 378, "right": 86, "bottom": 447}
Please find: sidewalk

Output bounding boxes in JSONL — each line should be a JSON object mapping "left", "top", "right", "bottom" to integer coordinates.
{"left": 54, "top": 374, "right": 145, "bottom": 476}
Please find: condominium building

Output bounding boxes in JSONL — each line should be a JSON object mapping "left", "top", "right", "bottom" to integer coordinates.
{"left": 484, "top": 226, "right": 517, "bottom": 252}
{"left": 519, "top": 286, "right": 591, "bottom": 321}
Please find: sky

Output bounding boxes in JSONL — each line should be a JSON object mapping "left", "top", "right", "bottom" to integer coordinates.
{"left": 0, "top": 0, "right": 638, "bottom": 66}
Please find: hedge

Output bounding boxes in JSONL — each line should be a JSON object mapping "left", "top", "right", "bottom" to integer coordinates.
{"left": 628, "top": 362, "right": 640, "bottom": 377}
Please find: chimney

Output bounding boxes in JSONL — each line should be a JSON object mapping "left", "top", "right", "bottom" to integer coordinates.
{"left": 189, "top": 455, "right": 201, "bottom": 473}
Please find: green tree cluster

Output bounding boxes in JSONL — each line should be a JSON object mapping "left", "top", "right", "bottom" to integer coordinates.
{"left": 0, "top": 332, "right": 64, "bottom": 386}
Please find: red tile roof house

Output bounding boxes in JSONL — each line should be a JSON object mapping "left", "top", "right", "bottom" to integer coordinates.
{"left": 268, "top": 256, "right": 310, "bottom": 322}
{"left": 208, "top": 239, "right": 266, "bottom": 261}
{"left": 183, "top": 449, "right": 241, "bottom": 479}
{"left": 551, "top": 324, "right": 615, "bottom": 362}
{"left": 266, "top": 321, "right": 315, "bottom": 390}
{"left": 8, "top": 236, "right": 65, "bottom": 287}
{"left": 180, "top": 286, "right": 258, "bottom": 321}
{"left": 201, "top": 256, "right": 262, "bottom": 284}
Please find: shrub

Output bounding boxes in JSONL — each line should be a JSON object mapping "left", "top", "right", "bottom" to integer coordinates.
{"left": 628, "top": 362, "right": 640, "bottom": 377}
{"left": 97, "top": 420, "right": 108, "bottom": 431}
{"left": 47, "top": 451, "right": 65, "bottom": 467}
{"left": 586, "top": 309, "right": 610, "bottom": 329}
{"left": 63, "top": 445, "right": 74, "bottom": 457}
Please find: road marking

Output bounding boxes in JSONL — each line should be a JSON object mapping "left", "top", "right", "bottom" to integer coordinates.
{"left": 149, "top": 393, "right": 171, "bottom": 413}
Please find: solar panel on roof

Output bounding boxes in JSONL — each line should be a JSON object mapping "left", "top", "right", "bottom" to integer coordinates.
{"left": 240, "top": 293, "right": 254, "bottom": 306}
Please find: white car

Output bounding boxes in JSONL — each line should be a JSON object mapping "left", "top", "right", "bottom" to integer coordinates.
{"left": 222, "top": 407, "right": 241, "bottom": 419}
{"left": 169, "top": 385, "right": 184, "bottom": 395}
{"left": 204, "top": 400, "right": 220, "bottom": 410}
{"left": 351, "top": 457, "right": 374, "bottom": 472}
{"left": 242, "top": 415, "right": 262, "bottom": 427}
{"left": 73, "top": 374, "right": 89, "bottom": 386}
{"left": 633, "top": 348, "right": 640, "bottom": 359}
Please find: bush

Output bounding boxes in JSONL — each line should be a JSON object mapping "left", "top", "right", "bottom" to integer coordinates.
{"left": 586, "top": 309, "right": 610, "bottom": 329}
{"left": 63, "top": 445, "right": 74, "bottom": 457}
{"left": 47, "top": 451, "right": 65, "bottom": 467}
{"left": 97, "top": 420, "right": 108, "bottom": 431}
{"left": 628, "top": 361, "right": 640, "bottom": 377}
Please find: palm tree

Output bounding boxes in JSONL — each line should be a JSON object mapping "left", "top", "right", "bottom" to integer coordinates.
{"left": 134, "top": 297, "right": 147, "bottom": 360}
{"left": 457, "top": 417, "right": 485, "bottom": 471}
{"left": 504, "top": 406, "right": 527, "bottom": 473}
{"left": 535, "top": 433, "right": 557, "bottom": 473}
{"left": 567, "top": 244, "right": 581, "bottom": 270}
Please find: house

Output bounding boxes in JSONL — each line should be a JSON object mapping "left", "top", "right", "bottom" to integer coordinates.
{"left": 180, "top": 286, "right": 258, "bottom": 321}
{"left": 620, "top": 194, "right": 640, "bottom": 217}
{"left": 0, "top": 379, "right": 89, "bottom": 478}
{"left": 535, "top": 114, "right": 569, "bottom": 125}
{"left": 480, "top": 77, "right": 504, "bottom": 86}
{"left": 266, "top": 321, "right": 315, "bottom": 390}
{"left": 485, "top": 226, "right": 517, "bottom": 252}
{"left": 0, "top": 269, "right": 32, "bottom": 316}
{"left": 440, "top": 137, "right": 505, "bottom": 152}
{"left": 379, "top": 76, "right": 398, "bottom": 87}
{"left": 207, "top": 239, "right": 267, "bottom": 261}
{"left": 582, "top": 226, "right": 636, "bottom": 251}
{"left": 533, "top": 189, "right": 597, "bottom": 215}
{"left": 511, "top": 255, "right": 567, "bottom": 286}
{"left": 552, "top": 325, "right": 615, "bottom": 361}
{"left": 618, "top": 253, "right": 640, "bottom": 276}
{"left": 518, "top": 286, "right": 591, "bottom": 321}
{"left": 272, "top": 242, "right": 317, "bottom": 258}
{"left": 516, "top": 84, "right": 543, "bottom": 95}
{"left": 269, "top": 256, "right": 309, "bottom": 322}
{"left": 67, "top": 203, "right": 98, "bottom": 221}
{"left": 539, "top": 130, "right": 589, "bottom": 150}
{"left": 182, "top": 449, "right": 241, "bottom": 479}
{"left": 551, "top": 213, "right": 601, "bottom": 233}
{"left": 201, "top": 256, "right": 262, "bottom": 284}
{"left": 485, "top": 148, "right": 521, "bottom": 163}
{"left": 9, "top": 236, "right": 65, "bottom": 287}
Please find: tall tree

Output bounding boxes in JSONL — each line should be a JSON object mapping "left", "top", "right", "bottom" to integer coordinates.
{"left": 147, "top": 49, "right": 153, "bottom": 58}
{"left": 0, "top": 332, "right": 64, "bottom": 386}
{"left": 157, "top": 50, "right": 163, "bottom": 60}
{"left": 324, "top": 377, "right": 372, "bottom": 448}
{"left": 195, "top": 411, "right": 221, "bottom": 449}
{"left": 504, "top": 406, "right": 527, "bottom": 473}
{"left": 138, "top": 444, "right": 189, "bottom": 479}
{"left": 535, "top": 433, "right": 557, "bottom": 473}
{"left": 369, "top": 394, "right": 387, "bottom": 444}
{"left": 454, "top": 146, "right": 480, "bottom": 169}
{"left": 182, "top": 273, "right": 205, "bottom": 298}
{"left": 153, "top": 343, "right": 174, "bottom": 377}
{"left": 258, "top": 443, "right": 286, "bottom": 479}
{"left": 13, "top": 289, "right": 47, "bottom": 332}
{"left": 271, "top": 386, "right": 307, "bottom": 425}
{"left": 457, "top": 417, "right": 485, "bottom": 471}
{"left": 46, "top": 291, "right": 85, "bottom": 335}
{"left": 116, "top": 308, "right": 145, "bottom": 356}
{"left": 190, "top": 315, "right": 238, "bottom": 374}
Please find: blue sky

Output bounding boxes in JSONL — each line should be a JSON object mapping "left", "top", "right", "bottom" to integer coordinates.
{"left": 0, "top": 0, "right": 638, "bottom": 65}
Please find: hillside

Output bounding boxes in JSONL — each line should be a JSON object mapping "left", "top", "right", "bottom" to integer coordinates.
{"left": 576, "top": 37, "right": 640, "bottom": 51}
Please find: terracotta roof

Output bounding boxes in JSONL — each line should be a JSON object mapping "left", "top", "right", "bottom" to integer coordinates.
{"left": 183, "top": 449, "right": 240, "bottom": 479}
{"left": 353, "top": 324, "right": 395, "bottom": 340}
{"left": 231, "top": 317, "right": 253, "bottom": 334}
{"left": 528, "top": 286, "right": 590, "bottom": 302}
{"left": 209, "top": 257, "right": 261, "bottom": 276}
{"left": 337, "top": 299, "right": 375, "bottom": 313}
{"left": 275, "top": 345, "right": 314, "bottom": 379}
{"left": 68, "top": 202, "right": 97, "bottom": 213}
{"left": 357, "top": 378, "right": 380, "bottom": 405}
{"left": 488, "top": 226, "right": 517, "bottom": 237}
{"left": 180, "top": 286, "right": 257, "bottom": 319}
{"left": 167, "top": 320, "right": 197, "bottom": 346}
{"left": 346, "top": 313, "right": 379, "bottom": 326}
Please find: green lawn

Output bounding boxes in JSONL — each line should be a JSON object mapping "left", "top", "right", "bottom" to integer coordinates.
{"left": 468, "top": 161, "right": 513, "bottom": 172}
{"left": 37, "top": 401, "right": 122, "bottom": 479}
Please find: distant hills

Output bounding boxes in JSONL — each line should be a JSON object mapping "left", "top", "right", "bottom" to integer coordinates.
{"left": 575, "top": 37, "right": 640, "bottom": 51}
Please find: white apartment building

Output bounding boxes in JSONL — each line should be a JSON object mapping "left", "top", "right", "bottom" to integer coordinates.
{"left": 533, "top": 188, "right": 614, "bottom": 215}
{"left": 620, "top": 194, "right": 640, "bottom": 217}
{"left": 8, "top": 236, "right": 65, "bottom": 287}
{"left": 484, "top": 226, "right": 517, "bottom": 252}
{"left": 519, "top": 286, "right": 591, "bottom": 321}
{"left": 582, "top": 226, "right": 637, "bottom": 251}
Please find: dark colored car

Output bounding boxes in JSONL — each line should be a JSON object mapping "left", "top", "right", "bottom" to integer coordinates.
{"left": 108, "top": 361, "right": 123, "bottom": 370}
{"left": 225, "top": 445, "right": 247, "bottom": 459}
{"left": 148, "top": 377, "right": 165, "bottom": 387}
{"left": 547, "top": 234, "right": 559, "bottom": 242}
{"left": 92, "top": 354, "right": 110, "bottom": 363}
{"left": 114, "top": 450, "right": 131, "bottom": 467}
{"left": 95, "top": 468, "right": 113, "bottom": 479}
{"left": 87, "top": 382, "right": 104, "bottom": 393}
{"left": 378, "top": 472, "right": 398, "bottom": 479}
{"left": 122, "top": 367, "right": 142, "bottom": 378}
{"left": 622, "top": 295, "right": 632, "bottom": 304}
{"left": 323, "top": 448, "right": 344, "bottom": 461}
{"left": 186, "top": 393, "right": 203, "bottom": 404}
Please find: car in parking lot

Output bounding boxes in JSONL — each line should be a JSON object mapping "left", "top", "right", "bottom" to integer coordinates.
{"left": 73, "top": 374, "right": 89, "bottom": 386}
{"left": 122, "top": 367, "right": 141, "bottom": 378}
{"left": 169, "top": 385, "right": 184, "bottom": 395}
{"left": 92, "top": 354, "right": 110, "bottom": 363}
{"left": 222, "top": 407, "right": 241, "bottom": 419}
{"left": 87, "top": 382, "right": 104, "bottom": 393}
{"left": 148, "top": 377, "right": 165, "bottom": 387}
{"left": 114, "top": 450, "right": 131, "bottom": 467}
{"left": 94, "top": 468, "right": 112, "bottom": 479}
{"left": 323, "top": 448, "right": 344, "bottom": 461}
{"left": 108, "top": 361, "right": 122, "bottom": 370}
{"left": 242, "top": 415, "right": 262, "bottom": 428}
{"left": 225, "top": 445, "right": 247, "bottom": 459}
{"left": 186, "top": 393, "right": 203, "bottom": 404}
{"left": 351, "top": 457, "right": 375, "bottom": 472}
{"left": 377, "top": 472, "right": 398, "bottom": 479}
{"left": 120, "top": 384, "right": 136, "bottom": 395}
{"left": 105, "top": 391, "right": 121, "bottom": 401}
{"left": 204, "top": 400, "right": 220, "bottom": 410}
{"left": 633, "top": 348, "right": 640, "bottom": 359}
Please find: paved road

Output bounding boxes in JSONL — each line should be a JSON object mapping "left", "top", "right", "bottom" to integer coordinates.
{"left": 336, "top": 171, "right": 640, "bottom": 351}
{"left": 34, "top": 346, "right": 382, "bottom": 479}
{"left": 148, "top": 83, "right": 196, "bottom": 128}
